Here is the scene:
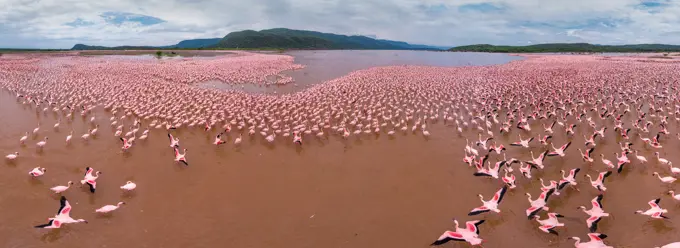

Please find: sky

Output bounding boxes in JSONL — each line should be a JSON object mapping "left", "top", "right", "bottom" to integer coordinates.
{"left": 1, "top": 0, "right": 680, "bottom": 48}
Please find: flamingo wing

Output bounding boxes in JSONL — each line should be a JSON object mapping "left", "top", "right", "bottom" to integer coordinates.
{"left": 593, "top": 195, "right": 604, "bottom": 209}
{"left": 560, "top": 141, "right": 571, "bottom": 151}
{"left": 468, "top": 206, "right": 490, "bottom": 216}
{"left": 57, "top": 196, "right": 72, "bottom": 216}
{"left": 87, "top": 181, "right": 96, "bottom": 193}
{"left": 587, "top": 216, "right": 602, "bottom": 232}
{"left": 465, "top": 220, "right": 485, "bottom": 234}
{"left": 493, "top": 186, "right": 508, "bottom": 204}
{"left": 539, "top": 225, "right": 558, "bottom": 235}
{"left": 648, "top": 198, "right": 661, "bottom": 208}
{"left": 84, "top": 167, "right": 92, "bottom": 177}
{"left": 586, "top": 147, "right": 595, "bottom": 157}
{"left": 35, "top": 219, "right": 60, "bottom": 229}
{"left": 167, "top": 133, "right": 174, "bottom": 142}
{"left": 587, "top": 233, "right": 607, "bottom": 242}
{"left": 431, "top": 231, "right": 464, "bottom": 246}
{"left": 539, "top": 150, "right": 548, "bottom": 161}
{"left": 526, "top": 207, "right": 541, "bottom": 219}
{"left": 557, "top": 180, "right": 570, "bottom": 190}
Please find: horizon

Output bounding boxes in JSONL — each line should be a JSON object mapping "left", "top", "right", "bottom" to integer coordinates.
{"left": 2, "top": 0, "right": 680, "bottom": 49}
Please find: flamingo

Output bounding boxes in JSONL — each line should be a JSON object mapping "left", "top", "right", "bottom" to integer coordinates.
{"left": 502, "top": 169, "right": 516, "bottom": 189}
{"left": 174, "top": 147, "right": 188, "bottom": 165}
{"left": 669, "top": 191, "right": 680, "bottom": 201}
{"left": 168, "top": 133, "right": 179, "bottom": 148}
{"left": 533, "top": 212, "right": 565, "bottom": 235}
{"left": 36, "top": 136, "right": 48, "bottom": 148}
{"left": 652, "top": 172, "right": 677, "bottom": 184}
{"left": 586, "top": 171, "right": 612, "bottom": 192}
{"left": 214, "top": 132, "right": 226, "bottom": 145}
{"left": 615, "top": 152, "right": 630, "bottom": 173}
{"left": 430, "top": 219, "right": 485, "bottom": 246}
{"left": 547, "top": 141, "right": 571, "bottom": 157}
{"left": 578, "top": 148, "right": 595, "bottom": 163}
{"left": 578, "top": 195, "right": 610, "bottom": 232}
{"left": 234, "top": 134, "right": 242, "bottom": 145}
{"left": 120, "top": 137, "right": 133, "bottom": 150}
{"left": 519, "top": 162, "right": 537, "bottom": 179}
{"left": 634, "top": 198, "right": 669, "bottom": 219}
{"left": 28, "top": 167, "right": 47, "bottom": 177}
{"left": 526, "top": 188, "right": 555, "bottom": 219}
{"left": 95, "top": 202, "right": 126, "bottom": 213}
{"left": 19, "top": 132, "right": 28, "bottom": 144}
{"left": 655, "top": 242, "right": 680, "bottom": 248}
{"left": 80, "top": 167, "right": 101, "bottom": 193}
{"left": 121, "top": 181, "right": 137, "bottom": 191}
{"left": 510, "top": 134, "right": 533, "bottom": 148}
{"left": 655, "top": 152, "right": 672, "bottom": 166}
{"left": 634, "top": 150, "right": 647, "bottom": 164}
{"left": 35, "top": 196, "right": 87, "bottom": 228}
{"left": 468, "top": 186, "right": 508, "bottom": 215}
{"left": 558, "top": 168, "right": 580, "bottom": 191}
{"left": 66, "top": 131, "right": 73, "bottom": 143}
{"left": 526, "top": 150, "right": 548, "bottom": 169}
{"left": 5, "top": 152, "right": 18, "bottom": 160}
{"left": 50, "top": 181, "right": 73, "bottom": 194}
{"left": 569, "top": 233, "right": 613, "bottom": 248}
{"left": 600, "top": 154, "right": 615, "bottom": 169}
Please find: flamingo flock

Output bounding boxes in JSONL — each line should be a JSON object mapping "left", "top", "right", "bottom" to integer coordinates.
{"left": 1, "top": 52, "right": 680, "bottom": 247}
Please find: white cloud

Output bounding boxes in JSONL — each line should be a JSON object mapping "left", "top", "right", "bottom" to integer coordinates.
{"left": 0, "top": 0, "right": 679, "bottom": 48}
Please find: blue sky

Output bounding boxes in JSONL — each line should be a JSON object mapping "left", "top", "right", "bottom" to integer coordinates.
{"left": 1, "top": 0, "right": 679, "bottom": 48}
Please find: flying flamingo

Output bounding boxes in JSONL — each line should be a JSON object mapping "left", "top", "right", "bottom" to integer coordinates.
{"left": 35, "top": 196, "right": 87, "bottom": 228}
{"left": 468, "top": 186, "right": 508, "bottom": 216}
{"left": 430, "top": 219, "right": 485, "bottom": 246}
{"left": 533, "top": 212, "right": 565, "bottom": 235}
{"left": 168, "top": 133, "right": 180, "bottom": 148}
{"left": 586, "top": 171, "right": 612, "bottom": 192}
{"left": 80, "top": 167, "right": 101, "bottom": 193}
{"left": 569, "top": 233, "right": 613, "bottom": 248}
{"left": 578, "top": 195, "right": 610, "bottom": 232}
{"left": 174, "top": 147, "right": 188, "bottom": 166}
{"left": 634, "top": 198, "right": 669, "bottom": 219}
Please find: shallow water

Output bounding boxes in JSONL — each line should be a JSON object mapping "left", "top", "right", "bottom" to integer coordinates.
{"left": 1, "top": 82, "right": 680, "bottom": 248}
{"left": 198, "top": 50, "right": 522, "bottom": 94}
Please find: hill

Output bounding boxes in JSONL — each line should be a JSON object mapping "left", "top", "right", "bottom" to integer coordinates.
{"left": 71, "top": 28, "right": 442, "bottom": 50}
{"left": 449, "top": 43, "right": 680, "bottom": 53}
{"left": 173, "top": 38, "right": 221, "bottom": 48}
{"left": 215, "top": 28, "right": 440, "bottom": 50}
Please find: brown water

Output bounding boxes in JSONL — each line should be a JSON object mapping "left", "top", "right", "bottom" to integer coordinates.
{"left": 1, "top": 85, "right": 679, "bottom": 248}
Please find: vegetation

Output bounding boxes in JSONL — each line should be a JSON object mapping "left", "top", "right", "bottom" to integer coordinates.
{"left": 214, "top": 28, "right": 440, "bottom": 50}
{"left": 69, "top": 28, "right": 443, "bottom": 51}
{"left": 449, "top": 43, "right": 680, "bottom": 53}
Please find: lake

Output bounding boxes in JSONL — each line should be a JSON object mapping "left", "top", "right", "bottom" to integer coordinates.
{"left": 196, "top": 50, "right": 522, "bottom": 94}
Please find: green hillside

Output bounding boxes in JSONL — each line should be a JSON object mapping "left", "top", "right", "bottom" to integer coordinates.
{"left": 449, "top": 43, "right": 680, "bottom": 53}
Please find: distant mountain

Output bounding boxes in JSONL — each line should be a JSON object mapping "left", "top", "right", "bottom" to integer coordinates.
{"left": 72, "top": 37, "right": 221, "bottom": 50}
{"left": 71, "top": 44, "right": 159, "bottom": 50}
{"left": 215, "top": 28, "right": 441, "bottom": 50}
{"left": 173, "top": 38, "right": 221, "bottom": 48}
{"left": 71, "top": 28, "right": 443, "bottom": 50}
{"left": 449, "top": 43, "right": 680, "bottom": 53}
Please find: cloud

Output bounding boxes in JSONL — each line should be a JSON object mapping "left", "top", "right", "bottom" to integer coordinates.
{"left": 0, "top": 0, "right": 679, "bottom": 48}
{"left": 99, "top": 12, "right": 166, "bottom": 26}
